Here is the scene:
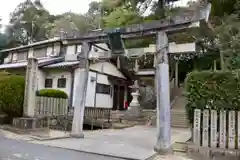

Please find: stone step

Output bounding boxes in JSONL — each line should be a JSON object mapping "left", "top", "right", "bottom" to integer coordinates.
{"left": 171, "top": 115, "right": 188, "bottom": 119}
{"left": 171, "top": 118, "right": 188, "bottom": 122}
{"left": 171, "top": 124, "right": 189, "bottom": 128}
{"left": 172, "top": 142, "right": 188, "bottom": 152}
{"left": 171, "top": 109, "right": 189, "bottom": 128}
{"left": 171, "top": 119, "right": 188, "bottom": 123}
{"left": 171, "top": 122, "right": 188, "bottom": 126}
{"left": 171, "top": 120, "right": 189, "bottom": 126}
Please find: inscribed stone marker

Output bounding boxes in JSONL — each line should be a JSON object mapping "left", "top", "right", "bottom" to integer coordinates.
{"left": 193, "top": 109, "right": 201, "bottom": 146}
{"left": 238, "top": 111, "right": 240, "bottom": 149}
{"left": 228, "top": 111, "right": 236, "bottom": 149}
{"left": 202, "top": 109, "right": 209, "bottom": 147}
{"left": 219, "top": 110, "right": 226, "bottom": 149}
{"left": 210, "top": 110, "right": 217, "bottom": 147}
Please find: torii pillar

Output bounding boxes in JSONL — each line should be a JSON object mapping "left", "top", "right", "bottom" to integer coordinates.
{"left": 154, "top": 31, "right": 172, "bottom": 154}
{"left": 71, "top": 42, "right": 91, "bottom": 138}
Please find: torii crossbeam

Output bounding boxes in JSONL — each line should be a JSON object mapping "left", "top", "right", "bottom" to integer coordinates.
{"left": 70, "top": 3, "right": 211, "bottom": 154}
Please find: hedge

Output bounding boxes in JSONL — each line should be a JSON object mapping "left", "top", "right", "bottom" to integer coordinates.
{"left": 185, "top": 70, "right": 240, "bottom": 124}
{"left": 0, "top": 73, "right": 25, "bottom": 117}
{"left": 37, "top": 89, "right": 68, "bottom": 99}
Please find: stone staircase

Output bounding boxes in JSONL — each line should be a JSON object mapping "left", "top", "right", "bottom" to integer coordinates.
{"left": 171, "top": 95, "right": 189, "bottom": 128}
{"left": 110, "top": 87, "right": 189, "bottom": 128}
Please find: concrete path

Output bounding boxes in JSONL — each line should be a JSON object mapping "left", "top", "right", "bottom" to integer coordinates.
{"left": 30, "top": 126, "right": 191, "bottom": 160}
{"left": 0, "top": 133, "right": 126, "bottom": 160}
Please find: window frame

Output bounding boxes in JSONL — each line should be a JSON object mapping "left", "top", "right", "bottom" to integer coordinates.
{"left": 57, "top": 78, "right": 67, "bottom": 88}
{"left": 44, "top": 78, "right": 53, "bottom": 88}
{"left": 96, "top": 83, "right": 111, "bottom": 95}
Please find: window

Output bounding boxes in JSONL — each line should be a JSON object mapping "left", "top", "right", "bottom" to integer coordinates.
{"left": 57, "top": 78, "right": 66, "bottom": 88}
{"left": 45, "top": 79, "right": 53, "bottom": 88}
{"left": 96, "top": 83, "right": 111, "bottom": 94}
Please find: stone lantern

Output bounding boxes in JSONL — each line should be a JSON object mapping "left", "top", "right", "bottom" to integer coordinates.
{"left": 127, "top": 80, "right": 141, "bottom": 118}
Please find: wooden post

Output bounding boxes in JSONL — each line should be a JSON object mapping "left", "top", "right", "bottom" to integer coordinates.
{"left": 213, "top": 60, "right": 217, "bottom": 71}
{"left": 124, "top": 85, "right": 128, "bottom": 110}
{"left": 154, "top": 31, "right": 172, "bottom": 154}
{"left": 175, "top": 59, "right": 179, "bottom": 88}
{"left": 71, "top": 42, "right": 91, "bottom": 138}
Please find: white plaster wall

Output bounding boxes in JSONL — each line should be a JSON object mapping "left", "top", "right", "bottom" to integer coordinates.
{"left": 66, "top": 45, "right": 76, "bottom": 55}
{"left": 28, "top": 48, "right": 34, "bottom": 58}
{"left": 54, "top": 43, "right": 61, "bottom": 54}
{"left": 4, "top": 53, "right": 12, "bottom": 63}
{"left": 46, "top": 42, "right": 61, "bottom": 57}
{"left": 37, "top": 70, "right": 46, "bottom": 90}
{"left": 85, "top": 71, "right": 97, "bottom": 107}
{"left": 96, "top": 74, "right": 113, "bottom": 108}
{"left": 46, "top": 46, "right": 53, "bottom": 56}
{"left": 90, "top": 62, "right": 126, "bottom": 79}
{"left": 72, "top": 70, "right": 97, "bottom": 107}
{"left": 72, "top": 70, "right": 113, "bottom": 108}
{"left": 41, "top": 70, "right": 72, "bottom": 98}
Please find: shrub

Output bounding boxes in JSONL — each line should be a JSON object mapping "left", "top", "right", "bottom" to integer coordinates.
{"left": 37, "top": 89, "right": 68, "bottom": 99}
{"left": 185, "top": 70, "right": 240, "bottom": 124}
{"left": 0, "top": 74, "right": 25, "bottom": 118}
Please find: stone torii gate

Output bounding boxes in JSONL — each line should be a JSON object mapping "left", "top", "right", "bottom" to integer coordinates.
{"left": 69, "top": 3, "right": 211, "bottom": 154}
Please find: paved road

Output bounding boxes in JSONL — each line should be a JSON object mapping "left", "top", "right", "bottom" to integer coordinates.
{"left": 0, "top": 135, "right": 127, "bottom": 160}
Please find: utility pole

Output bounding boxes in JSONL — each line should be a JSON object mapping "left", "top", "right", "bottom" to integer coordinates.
{"left": 154, "top": 31, "right": 172, "bottom": 154}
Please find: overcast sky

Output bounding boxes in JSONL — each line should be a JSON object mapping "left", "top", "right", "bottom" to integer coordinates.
{"left": 0, "top": 0, "right": 191, "bottom": 25}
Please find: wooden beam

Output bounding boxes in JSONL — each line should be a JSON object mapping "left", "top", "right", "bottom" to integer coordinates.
{"left": 63, "top": 4, "right": 211, "bottom": 45}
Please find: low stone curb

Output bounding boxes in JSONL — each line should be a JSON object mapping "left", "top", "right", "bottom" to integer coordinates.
{"left": 0, "top": 125, "right": 48, "bottom": 135}
{"left": 187, "top": 142, "right": 240, "bottom": 160}
{"left": 30, "top": 135, "right": 71, "bottom": 141}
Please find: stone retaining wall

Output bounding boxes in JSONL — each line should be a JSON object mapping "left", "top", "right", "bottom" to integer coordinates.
{"left": 187, "top": 142, "right": 240, "bottom": 160}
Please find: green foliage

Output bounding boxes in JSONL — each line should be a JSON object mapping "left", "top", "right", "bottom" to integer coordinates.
{"left": 7, "top": 0, "right": 55, "bottom": 45}
{"left": 103, "top": 7, "right": 142, "bottom": 28}
{"left": 37, "top": 89, "right": 68, "bottom": 99}
{"left": 0, "top": 73, "right": 25, "bottom": 117}
{"left": 211, "top": 0, "right": 239, "bottom": 17}
{"left": 185, "top": 70, "right": 240, "bottom": 124}
{"left": 215, "top": 14, "right": 240, "bottom": 70}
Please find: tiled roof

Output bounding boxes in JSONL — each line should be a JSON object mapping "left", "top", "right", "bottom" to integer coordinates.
{"left": 43, "top": 61, "right": 79, "bottom": 68}
{"left": 0, "top": 57, "right": 63, "bottom": 69}
{"left": 0, "top": 37, "right": 61, "bottom": 53}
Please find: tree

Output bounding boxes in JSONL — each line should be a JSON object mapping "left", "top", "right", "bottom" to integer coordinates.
{"left": 103, "top": 7, "right": 142, "bottom": 28}
{"left": 215, "top": 14, "right": 240, "bottom": 70}
{"left": 49, "top": 12, "right": 100, "bottom": 38}
{"left": 7, "top": 0, "right": 55, "bottom": 45}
